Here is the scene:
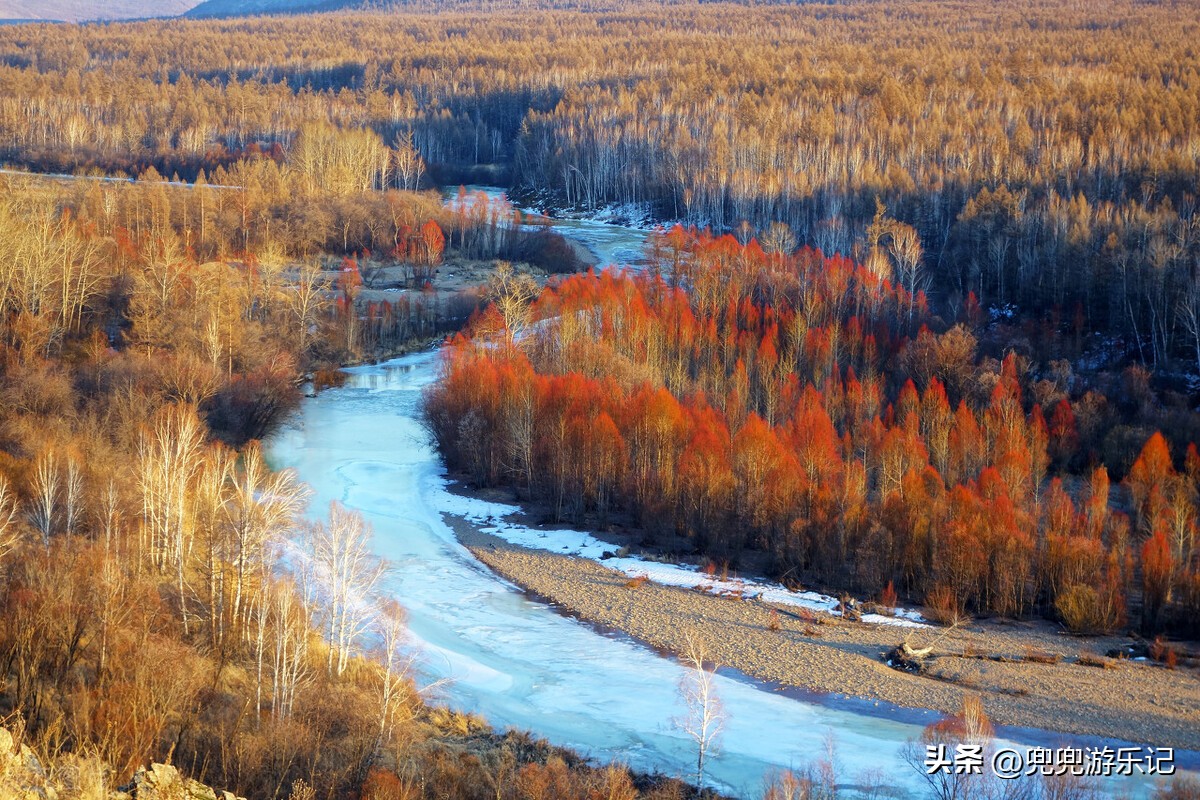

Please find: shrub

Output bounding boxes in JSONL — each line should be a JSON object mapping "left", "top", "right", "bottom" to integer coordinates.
{"left": 797, "top": 606, "right": 820, "bottom": 624}
{"left": 313, "top": 367, "right": 348, "bottom": 392}
{"left": 1150, "top": 636, "right": 1178, "bottom": 669}
{"left": 624, "top": 574, "right": 649, "bottom": 590}
{"left": 1055, "top": 583, "right": 1118, "bottom": 634}
{"left": 924, "top": 584, "right": 968, "bottom": 626}
{"left": 1022, "top": 647, "right": 1060, "bottom": 664}
{"left": 879, "top": 580, "right": 898, "bottom": 611}
{"left": 1154, "top": 776, "right": 1200, "bottom": 800}
{"left": 363, "top": 771, "right": 401, "bottom": 800}
{"left": 763, "top": 769, "right": 817, "bottom": 800}
{"left": 1076, "top": 652, "right": 1117, "bottom": 670}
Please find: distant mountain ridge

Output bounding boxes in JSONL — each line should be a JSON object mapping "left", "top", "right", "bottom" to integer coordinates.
{"left": 1, "top": 0, "right": 626, "bottom": 22}
{"left": 185, "top": 0, "right": 325, "bottom": 15}
{"left": 1, "top": 0, "right": 639, "bottom": 23}
{"left": 0, "top": 0, "right": 199, "bottom": 21}
{"left": 185, "top": 0, "right": 397, "bottom": 16}
{"left": 184, "top": 0, "right": 638, "bottom": 18}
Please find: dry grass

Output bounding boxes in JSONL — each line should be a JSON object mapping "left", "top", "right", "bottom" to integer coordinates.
{"left": 313, "top": 367, "right": 349, "bottom": 392}
{"left": 1023, "top": 647, "right": 1061, "bottom": 665}
{"left": 1076, "top": 652, "right": 1118, "bottom": 670}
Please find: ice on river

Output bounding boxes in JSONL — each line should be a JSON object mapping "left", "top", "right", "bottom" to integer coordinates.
{"left": 268, "top": 352, "right": 935, "bottom": 795}
{"left": 267, "top": 350, "right": 1187, "bottom": 799}
{"left": 446, "top": 185, "right": 652, "bottom": 270}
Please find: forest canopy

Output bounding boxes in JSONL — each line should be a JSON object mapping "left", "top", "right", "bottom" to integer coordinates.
{"left": 428, "top": 229, "right": 1200, "bottom": 638}
{"left": 1, "top": 0, "right": 1198, "bottom": 369}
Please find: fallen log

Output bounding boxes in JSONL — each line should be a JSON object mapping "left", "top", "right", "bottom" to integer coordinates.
{"left": 885, "top": 640, "right": 934, "bottom": 673}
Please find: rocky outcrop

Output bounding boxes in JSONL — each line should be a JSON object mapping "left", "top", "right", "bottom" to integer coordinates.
{"left": 0, "top": 727, "right": 245, "bottom": 800}
{"left": 116, "top": 762, "right": 246, "bottom": 800}
{"left": 0, "top": 726, "right": 57, "bottom": 800}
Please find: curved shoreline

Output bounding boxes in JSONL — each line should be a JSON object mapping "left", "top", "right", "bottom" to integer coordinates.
{"left": 441, "top": 508, "right": 1200, "bottom": 756}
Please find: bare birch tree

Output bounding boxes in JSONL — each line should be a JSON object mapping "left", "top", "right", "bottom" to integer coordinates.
{"left": 888, "top": 221, "right": 926, "bottom": 320}
{"left": 29, "top": 450, "right": 59, "bottom": 549}
{"left": 0, "top": 476, "right": 22, "bottom": 564}
{"left": 287, "top": 260, "right": 330, "bottom": 355}
{"left": 137, "top": 403, "right": 204, "bottom": 631}
{"left": 270, "top": 579, "right": 312, "bottom": 721}
{"left": 761, "top": 221, "right": 797, "bottom": 259}
{"left": 93, "top": 551, "right": 130, "bottom": 686}
{"left": 226, "top": 442, "right": 309, "bottom": 640}
{"left": 194, "top": 445, "right": 234, "bottom": 652}
{"left": 63, "top": 453, "right": 83, "bottom": 537}
{"left": 674, "top": 635, "right": 726, "bottom": 789}
{"left": 96, "top": 478, "right": 122, "bottom": 557}
{"left": 308, "top": 501, "right": 387, "bottom": 677}
{"left": 374, "top": 599, "right": 415, "bottom": 755}
{"left": 486, "top": 262, "right": 539, "bottom": 346}
{"left": 1177, "top": 272, "right": 1200, "bottom": 377}
{"left": 392, "top": 131, "right": 426, "bottom": 191}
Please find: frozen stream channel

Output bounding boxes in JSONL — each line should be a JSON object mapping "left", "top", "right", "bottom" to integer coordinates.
{"left": 266, "top": 190, "right": 1189, "bottom": 798}
{"left": 445, "top": 185, "right": 652, "bottom": 269}
{"left": 267, "top": 351, "right": 938, "bottom": 797}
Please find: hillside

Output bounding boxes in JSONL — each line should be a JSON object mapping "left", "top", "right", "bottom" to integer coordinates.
{"left": 184, "top": 0, "right": 342, "bottom": 16}
{"left": 183, "top": 0, "right": 633, "bottom": 18}
{"left": 0, "top": 0, "right": 197, "bottom": 21}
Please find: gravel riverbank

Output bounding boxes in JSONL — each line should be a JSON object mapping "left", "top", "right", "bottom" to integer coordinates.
{"left": 441, "top": 508, "right": 1200, "bottom": 752}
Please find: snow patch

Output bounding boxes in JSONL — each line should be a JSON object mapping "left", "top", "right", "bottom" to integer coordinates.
{"left": 432, "top": 482, "right": 929, "bottom": 628}
{"left": 989, "top": 303, "right": 1019, "bottom": 322}
{"left": 561, "top": 201, "right": 658, "bottom": 231}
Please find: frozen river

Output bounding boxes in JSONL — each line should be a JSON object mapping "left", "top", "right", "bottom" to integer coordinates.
{"left": 445, "top": 184, "right": 652, "bottom": 270}
{"left": 267, "top": 351, "right": 939, "bottom": 797}
{"left": 266, "top": 190, "right": 1191, "bottom": 799}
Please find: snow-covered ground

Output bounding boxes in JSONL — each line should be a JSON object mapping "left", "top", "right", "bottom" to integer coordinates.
{"left": 431, "top": 485, "right": 928, "bottom": 628}
{"left": 572, "top": 201, "right": 658, "bottom": 230}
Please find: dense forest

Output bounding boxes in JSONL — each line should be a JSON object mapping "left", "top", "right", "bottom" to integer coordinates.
{"left": 427, "top": 227, "right": 1200, "bottom": 637}
{"left": 1, "top": 0, "right": 1199, "bottom": 369}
